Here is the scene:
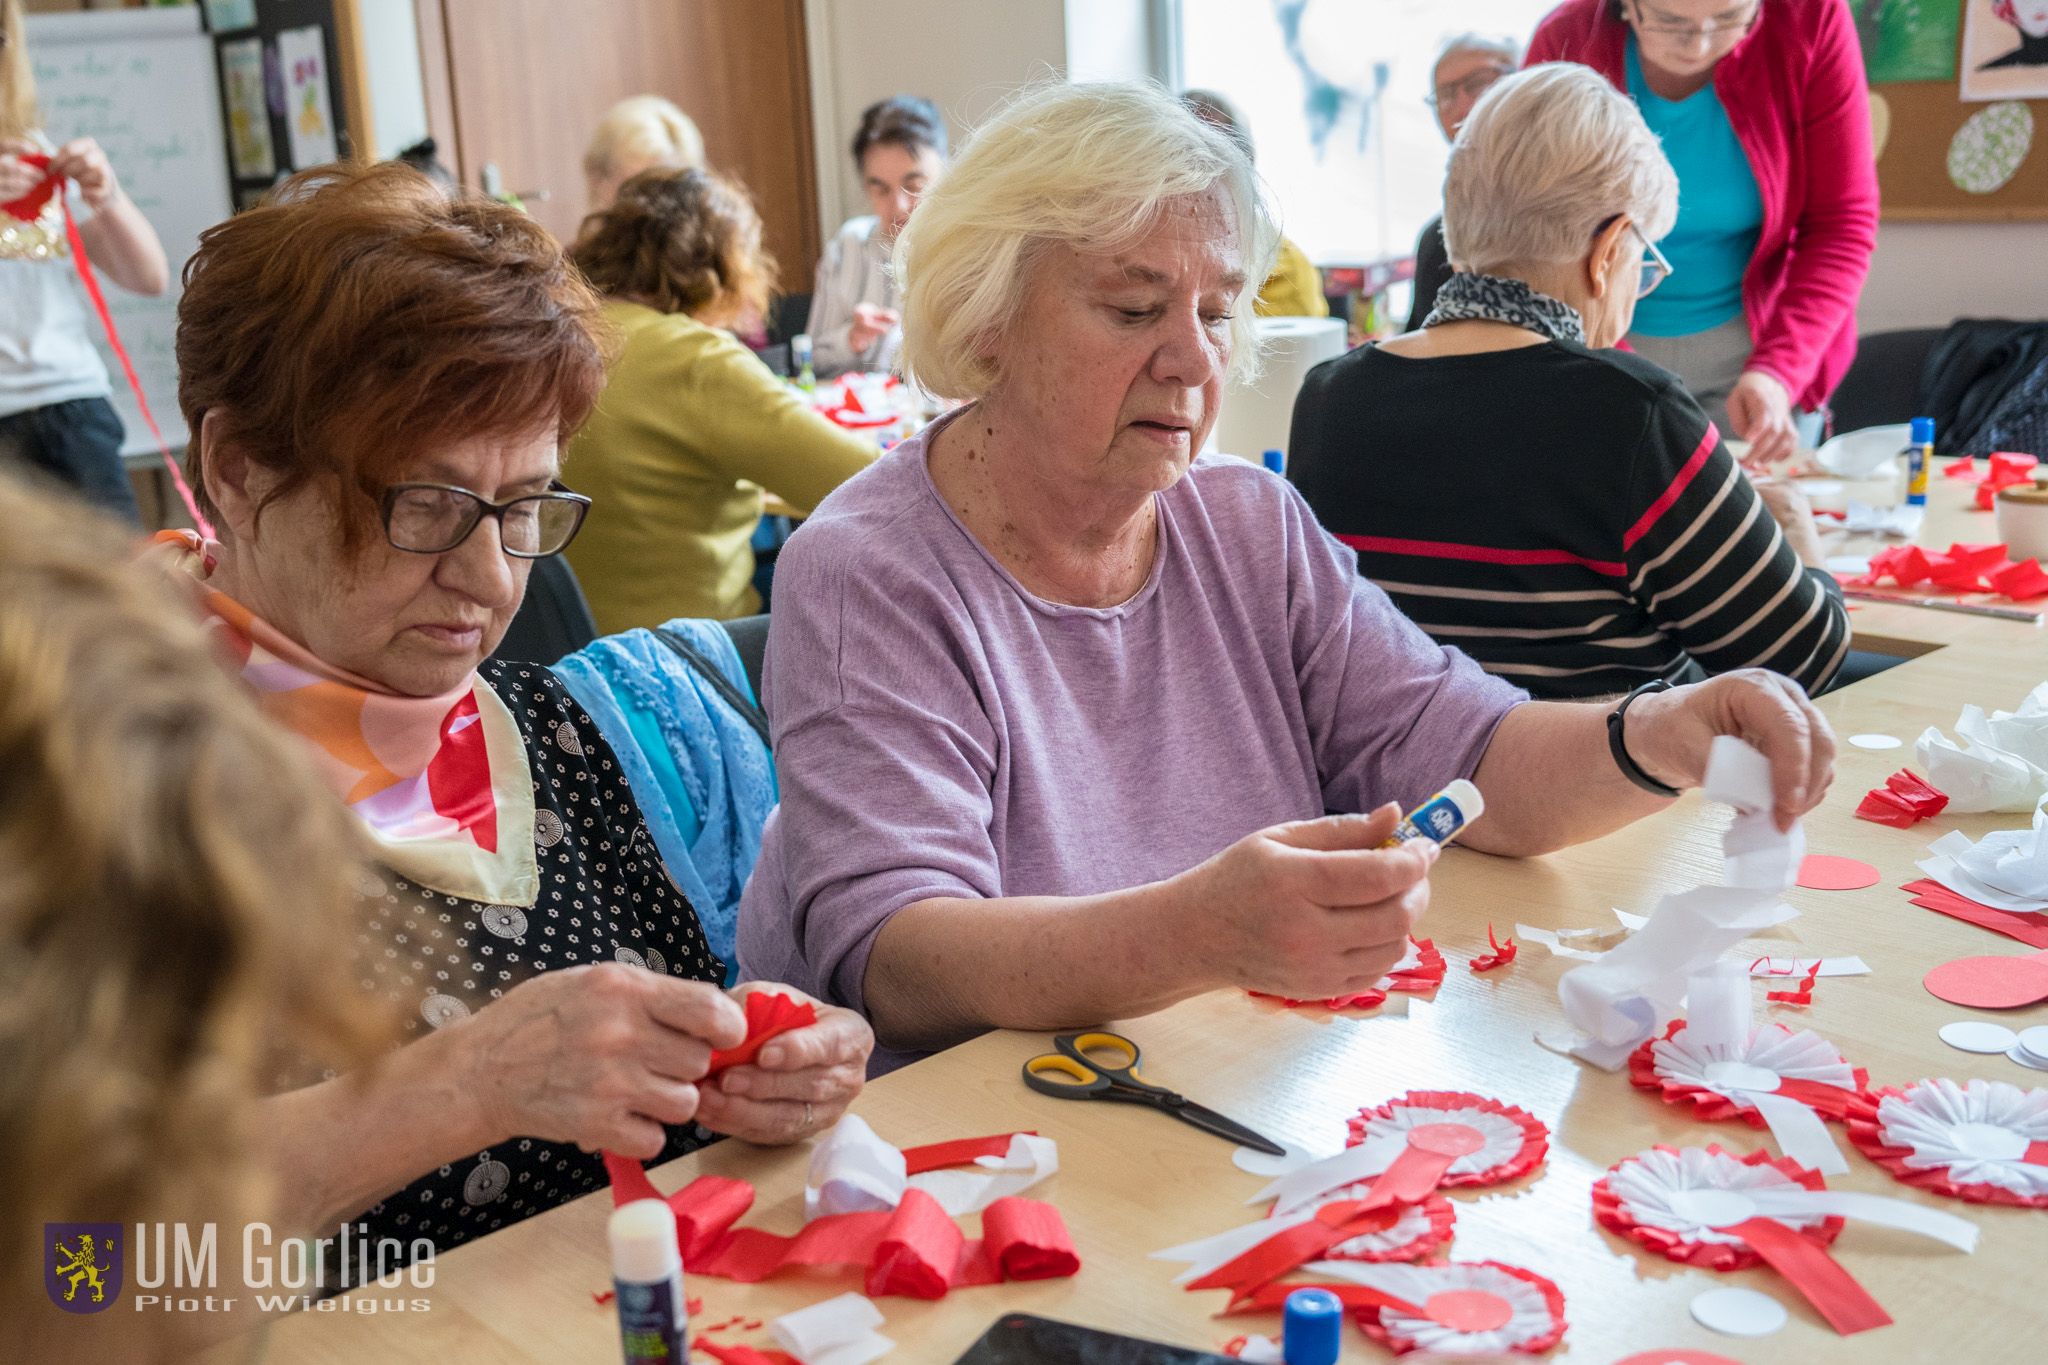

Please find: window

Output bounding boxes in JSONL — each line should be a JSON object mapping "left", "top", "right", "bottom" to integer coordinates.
{"left": 1170, "top": 0, "right": 1560, "bottom": 267}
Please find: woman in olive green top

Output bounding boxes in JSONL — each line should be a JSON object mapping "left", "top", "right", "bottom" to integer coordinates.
{"left": 566, "top": 170, "right": 877, "bottom": 629}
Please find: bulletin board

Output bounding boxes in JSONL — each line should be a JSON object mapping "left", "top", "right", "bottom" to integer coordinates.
{"left": 200, "top": 0, "right": 355, "bottom": 207}
{"left": 1864, "top": 1, "right": 2048, "bottom": 221}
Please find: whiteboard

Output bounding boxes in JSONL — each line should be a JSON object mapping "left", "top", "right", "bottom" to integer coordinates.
{"left": 26, "top": 5, "right": 233, "bottom": 456}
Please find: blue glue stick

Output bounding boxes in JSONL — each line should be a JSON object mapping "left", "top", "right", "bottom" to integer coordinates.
{"left": 609, "top": 1199, "right": 687, "bottom": 1364}
{"left": 1283, "top": 1286, "right": 1342, "bottom": 1365}
{"left": 1381, "top": 778, "right": 1484, "bottom": 849}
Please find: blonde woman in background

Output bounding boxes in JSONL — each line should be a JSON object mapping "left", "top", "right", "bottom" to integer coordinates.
{"left": 583, "top": 94, "right": 707, "bottom": 211}
{"left": 1179, "top": 87, "right": 1327, "bottom": 319}
{"left": 0, "top": 474, "right": 388, "bottom": 1360}
{"left": 0, "top": 0, "right": 168, "bottom": 522}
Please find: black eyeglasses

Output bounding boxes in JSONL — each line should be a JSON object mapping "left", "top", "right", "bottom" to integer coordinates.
{"left": 378, "top": 481, "right": 591, "bottom": 558}
{"left": 1630, "top": 0, "right": 1762, "bottom": 41}
{"left": 1425, "top": 64, "right": 1511, "bottom": 109}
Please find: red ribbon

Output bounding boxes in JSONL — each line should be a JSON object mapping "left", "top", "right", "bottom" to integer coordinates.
{"left": 1470, "top": 924, "right": 1517, "bottom": 973}
{"left": 1219, "top": 1277, "right": 1427, "bottom": 1319}
{"left": 2, "top": 154, "right": 211, "bottom": 534}
{"left": 694, "top": 1345, "right": 798, "bottom": 1365}
{"left": 1731, "top": 1215, "right": 1892, "bottom": 1335}
{"left": 901, "top": 1132, "right": 1034, "bottom": 1175}
{"left": 1905, "top": 878, "right": 2048, "bottom": 950}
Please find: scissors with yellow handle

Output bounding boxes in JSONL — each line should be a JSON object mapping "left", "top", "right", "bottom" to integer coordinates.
{"left": 1020, "top": 1031, "right": 1286, "bottom": 1156}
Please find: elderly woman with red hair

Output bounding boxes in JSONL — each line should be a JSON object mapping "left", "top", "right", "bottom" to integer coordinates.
{"left": 161, "top": 163, "right": 869, "bottom": 1281}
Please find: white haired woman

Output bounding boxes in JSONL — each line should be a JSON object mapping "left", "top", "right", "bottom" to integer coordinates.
{"left": 735, "top": 80, "right": 1835, "bottom": 1068}
{"left": 583, "top": 95, "right": 706, "bottom": 210}
{"left": 1407, "top": 32, "right": 1521, "bottom": 331}
{"left": 1290, "top": 63, "right": 1848, "bottom": 701}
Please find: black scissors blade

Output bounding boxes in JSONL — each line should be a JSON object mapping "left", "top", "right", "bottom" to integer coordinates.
{"left": 1163, "top": 1096, "right": 1286, "bottom": 1156}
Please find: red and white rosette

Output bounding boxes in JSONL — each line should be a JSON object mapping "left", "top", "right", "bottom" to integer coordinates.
{"left": 1847, "top": 1077, "right": 2048, "bottom": 1208}
{"left": 1251, "top": 937, "right": 1444, "bottom": 1011}
{"left": 1629, "top": 1019, "right": 1868, "bottom": 1174}
{"left": 1341, "top": 1091, "right": 1548, "bottom": 1197}
{"left": 1295, "top": 1188, "right": 1455, "bottom": 1262}
{"left": 1592, "top": 1143, "right": 1979, "bottom": 1336}
{"left": 1295, "top": 1259, "right": 1568, "bottom": 1356}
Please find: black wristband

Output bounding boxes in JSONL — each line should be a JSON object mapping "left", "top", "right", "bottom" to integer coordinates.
{"left": 1607, "top": 680, "right": 1681, "bottom": 797}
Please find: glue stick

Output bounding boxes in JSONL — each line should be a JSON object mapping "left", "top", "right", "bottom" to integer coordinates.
{"left": 1905, "top": 416, "right": 1934, "bottom": 507}
{"left": 1380, "top": 779, "right": 1484, "bottom": 849}
{"left": 609, "top": 1200, "right": 687, "bottom": 1364}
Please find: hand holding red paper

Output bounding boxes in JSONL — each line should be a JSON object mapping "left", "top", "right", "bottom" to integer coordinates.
{"left": 696, "top": 984, "right": 873, "bottom": 1145}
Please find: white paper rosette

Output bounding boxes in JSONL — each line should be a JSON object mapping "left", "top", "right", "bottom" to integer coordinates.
{"left": 1872, "top": 1078, "right": 2048, "bottom": 1200}
{"left": 1306, "top": 1259, "right": 1566, "bottom": 1356}
{"left": 1603, "top": 1145, "right": 1824, "bottom": 1247}
{"left": 1289, "top": 1186, "right": 1449, "bottom": 1259}
{"left": 1348, "top": 1102, "right": 1527, "bottom": 1182}
{"left": 1651, "top": 1024, "right": 1859, "bottom": 1114}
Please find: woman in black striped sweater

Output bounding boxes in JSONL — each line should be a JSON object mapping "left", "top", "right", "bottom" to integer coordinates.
{"left": 1290, "top": 64, "right": 1846, "bottom": 701}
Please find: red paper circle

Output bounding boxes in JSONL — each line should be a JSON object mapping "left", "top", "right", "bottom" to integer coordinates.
{"left": 1424, "top": 1289, "right": 1513, "bottom": 1333}
{"left": 1407, "top": 1122, "right": 1487, "bottom": 1158}
{"left": 1923, "top": 955, "right": 2048, "bottom": 1010}
{"left": 1796, "top": 854, "right": 1881, "bottom": 891}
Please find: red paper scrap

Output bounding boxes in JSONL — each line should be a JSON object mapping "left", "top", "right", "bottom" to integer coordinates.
{"left": 1905, "top": 878, "right": 2048, "bottom": 949}
{"left": 1251, "top": 937, "right": 1444, "bottom": 1011}
{"left": 708, "top": 992, "right": 819, "bottom": 1074}
{"left": 694, "top": 1345, "right": 798, "bottom": 1365}
{"left": 590, "top": 1290, "right": 614, "bottom": 1307}
{"left": 901, "top": 1132, "right": 1033, "bottom": 1175}
{"left": 1990, "top": 558, "right": 2048, "bottom": 600}
{"left": 1922, "top": 951, "right": 2048, "bottom": 1009}
{"left": 1854, "top": 537, "right": 2048, "bottom": 602}
{"left": 1469, "top": 924, "right": 1518, "bottom": 972}
{"left": 1766, "top": 961, "right": 1822, "bottom": 1007}
{"left": 1975, "top": 452, "right": 2041, "bottom": 510}
{"left": 1855, "top": 770, "right": 1949, "bottom": 829}
{"left": 1944, "top": 456, "right": 1981, "bottom": 480}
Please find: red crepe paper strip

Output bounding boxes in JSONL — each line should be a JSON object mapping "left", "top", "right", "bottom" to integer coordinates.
{"left": 695, "top": 1344, "right": 798, "bottom": 1365}
{"left": 901, "top": 1132, "right": 1034, "bottom": 1175}
{"left": 1252, "top": 937, "right": 1445, "bottom": 1010}
{"left": 1767, "top": 960, "right": 1822, "bottom": 1006}
{"left": 1855, "top": 769, "right": 1949, "bottom": 829}
{"left": 1903, "top": 877, "right": 2048, "bottom": 949}
{"left": 1847, "top": 1082, "right": 2048, "bottom": 1208}
{"left": 1990, "top": 557, "right": 2048, "bottom": 600}
{"left": 707, "top": 992, "right": 818, "bottom": 1073}
{"left": 1944, "top": 456, "right": 1981, "bottom": 480}
{"left": 1, "top": 155, "right": 211, "bottom": 534}
{"left": 1975, "top": 452, "right": 2041, "bottom": 510}
{"left": 599, "top": 1158, "right": 1078, "bottom": 1299}
{"left": 1468, "top": 924, "right": 1517, "bottom": 972}
{"left": 1855, "top": 536, "right": 2048, "bottom": 602}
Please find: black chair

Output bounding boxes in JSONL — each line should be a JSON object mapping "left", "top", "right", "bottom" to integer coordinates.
{"left": 719, "top": 614, "right": 769, "bottom": 699}
{"left": 491, "top": 554, "right": 598, "bottom": 666}
{"left": 1829, "top": 328, "right": 1944, "bottom": 434}
{"left": 769, "top": 291, "right": 813, "bottom": 344}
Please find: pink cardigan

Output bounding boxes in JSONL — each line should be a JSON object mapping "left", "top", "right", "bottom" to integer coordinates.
{"left": 1527, "top": 0, "right": 1879, "bottom": 411}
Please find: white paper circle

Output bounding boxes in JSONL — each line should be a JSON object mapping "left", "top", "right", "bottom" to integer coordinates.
{"left": 2017, "top": 1025, "right": 2048, "bottom": 1062}
{"left": 1849, "top": 733, "right": 1903, "bottom": 751}
{"left": 1665, "top": 1187, "right": 1759, "bottom": 1229}
{"left": 2008, "top": 1043, "right": 2048, "bottom": 1073}
{"left": 1948, "top": 102, "right": 2035, "bottom": 196}
{"left": 1949, "top": 1121, "right": 2028, "bottom": 1162}
{"left": 1703, "top": 1060, "right": 1783, "bottom": 1093}
{"left": 1692, "top": 1285, "right": 1789, "bottom": 1338}
{"left": 1941, "top": 1020, "right": 2020, "bottom": 1054}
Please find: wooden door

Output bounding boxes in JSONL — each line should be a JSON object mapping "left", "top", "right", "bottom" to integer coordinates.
{"left": 419, "top": 0, "right": 821, "bottom": 276}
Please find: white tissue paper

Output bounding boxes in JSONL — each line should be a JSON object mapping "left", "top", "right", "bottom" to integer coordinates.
{"left": 804, "top": 1115, "right": 907, "bottom": 1220}
{"left": 1918, "top": 801, "right": 2048, "bottom": 913}
{"left": 770, "top": 1292, "right": 892, "bottom": 1365}
{"left": 1839, "top": 500, "right": 1926, "bottom": 539}
{"left": 1550, "top": 738, "right": 1802, "bottom": 1070}
{"left": 907, "top": 1133, "right": 1059, "bottom": 1217}
{"left": 1915, "top": 682, "right": 2048, "bottom": 814}
{"left": 1680, "top": 963, "right": 1850, "bottom": 1175}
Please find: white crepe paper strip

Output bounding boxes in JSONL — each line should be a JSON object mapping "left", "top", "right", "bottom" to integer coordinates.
{"left": 1748, "top": 956, "right": 1870, "bottom": 978}
{"left": 804, "top": 1114, "right": 907, "bottom": 1220}
{"left": 906, "top": 1132, "right": 1058, "bottom": 1217}
{"left": 769, "top": 1292, "right": 892, "bottom": 1365}
{"left": 1914, "top": 682, "right": 2048, "bottom": 814}
{"left": 1876, "top": 1078, "right": 2048, "bottom": 1198}
{"left": 1514, "top": 924, "right": 1608, "bottom": 962}
{"left": 1256, "top": 1103, "right": 1527, "bottom": 1217}
{"left": 1671, "top": 966, "right": 1853, "bottom": 1174}
{"left": 1738, "top": 1187, "right": 1978, "bottom": 1252}
{"left": 1917, "top": 803, "right": 2048, "bottom": 913}
{"left": 1301, "top": 1261, "right": 1558, "bottom": 1355}
{"left": 1554, "top": 738, "right": 1802, "bottom": 1070}
{"left": 1232, "top": 1141, "right": 1337, "bottom": 1179}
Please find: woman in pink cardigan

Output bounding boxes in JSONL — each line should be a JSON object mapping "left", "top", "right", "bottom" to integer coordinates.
{"left": 1527, "top": 0, "right": 1878, "bottom": 464}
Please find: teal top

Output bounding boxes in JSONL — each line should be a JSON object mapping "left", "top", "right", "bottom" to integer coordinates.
{"left": 1625, "top": 36, "right": 1763, "bottom": 338}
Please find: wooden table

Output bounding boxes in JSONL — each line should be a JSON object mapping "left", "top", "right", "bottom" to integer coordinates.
{"left": 248, "top": 477, "right": 2048, "bottom": 1363}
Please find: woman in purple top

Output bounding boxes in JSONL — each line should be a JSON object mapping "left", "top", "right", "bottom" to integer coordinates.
{"left": 735, "top": 81, "right": 1836, "bottom": 1067}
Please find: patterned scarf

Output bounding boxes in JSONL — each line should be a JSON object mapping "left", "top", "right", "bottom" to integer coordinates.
{"left": 151, "top": 531, "right": 539, "bottom": 907}
{"left": 1422, "top": 272, "right": 1586, "bottom": 345}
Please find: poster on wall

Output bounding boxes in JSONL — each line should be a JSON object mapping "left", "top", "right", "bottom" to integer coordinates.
{"left": 1852, "top": 0, "right": 1964, "bottom": 84}
{"left": 277, "top": 25, "right": 339, "bottom": 168}
{"left": 219, "top": 36, "right": 274, "bottom": 179}
{"left": 1962, "top": 0, "right": 2048, "bottom": 100}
